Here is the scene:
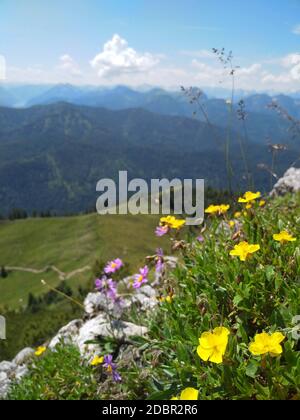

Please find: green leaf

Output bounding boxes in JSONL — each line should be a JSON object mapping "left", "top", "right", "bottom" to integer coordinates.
{"left": 265, "top": 266, "right": 275, "bottom": 281}
{"left": 245, "top": 360, "right": 259, "bottom": 378}
{"left": 233, "top": 294, "right": 244, "bottom": 306}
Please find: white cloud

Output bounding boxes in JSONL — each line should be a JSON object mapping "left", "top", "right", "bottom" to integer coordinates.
{"left": 236, "top": 63, "right": 261, "bottom": 76}
{"left": 0, "top": 55, "right": 6, "bottom": 80}
{"left": 281, "top": 53, "right": 300, "bottom": 67}
{"left": 281, "top": 53, "right": 300, "bottom": 81}
{"left": 261, "top": 73, "right": 291, "bottom": 84}
{"left": 290, "top": 62, "right": 300, "bottom": 80}
{"left": 191, "top": 60, "right": 222, "bottom": 81}
{"left": 191, "top": 60, "right": 263, "bottom": 87}
{"left": 90, "top": 34, "right": 160, "bottom": 78}
{"left": 262, "top": 53, "right": 300, "bottom": 86}
{"left": 4, "top": 45, "right": 300, "bottom": 93}
{"left": 292, "top": 24, "right": 300, "bottom": 35}
{"left": 58, "top": 54, "right": 81, "bottom": 76}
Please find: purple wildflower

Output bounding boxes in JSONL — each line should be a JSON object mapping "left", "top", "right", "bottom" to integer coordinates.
{"left": 155, "top": 225, "right": 169, "bottom": 237}
{"left": 133, "top": 266, "right": 149, "bottom": 289}
{"left": 95, "top": 277, "right": 119, "bottom": 303}
{"left": 113, "top": 370, "right": 122, "bottom": 382}
{"left": 197, "top": 235, "right": 205, "bottom": 243}
{"left": 155, "top": 248, "right": 164, "bottom": 274}
{"left": 103, "top": 354, "right": 122, "bottom": 382}
{"left": 104, "top": 258, "right": 123, "bottom": 274}
{"left": 156, "top": 248, "right": 164, "bottom": 257}
{"left": 106, "top": 279, "right": 118, "bottom": 302}
{"left": 95, "top": 277, "right": 105, "bottom": 290}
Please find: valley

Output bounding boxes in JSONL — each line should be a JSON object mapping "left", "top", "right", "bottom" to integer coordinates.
{"left": 0, "top": 212, "right": 165, "bottom": 309}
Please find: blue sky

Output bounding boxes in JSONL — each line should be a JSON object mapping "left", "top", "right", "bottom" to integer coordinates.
{"left": 1, "top": 0, "right": 300, "bottom": 91}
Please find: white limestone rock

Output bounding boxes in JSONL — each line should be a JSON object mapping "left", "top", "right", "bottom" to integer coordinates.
{"left": 0, "top": 361, "right": 16, "bottom": 373}
{"left": 131, "top": 285, "right": 158, "bottom": 310}
{"left": 13, "top": 348, "right": 34, "bottom": 366}
{"left": 76, "top": 313, "right": 148, "bottom": 357}
{"left": 271, "top": 167, "right": 300, "bottom": 196}
{"left": 0, "top": 360, "right": 29, "bottom": 399}
{"left": 0, "top": 371, "right": 7, "bottom": 382}
{"left": 49, "top": 319, "right": 83, "bottom": 349}
{"left": 84, "top": 292, "right": 130, "bottom": 318}
{"left": 0, "top": 377, "right": 10, "bottom": 399}
{"left": 14, "top": 365, "right": 28, "bottom": 381}
{"left": 84, "top": 283, "right": 159, "bottom": 318}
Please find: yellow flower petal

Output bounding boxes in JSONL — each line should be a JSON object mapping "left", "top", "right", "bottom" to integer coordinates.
{"left": 249, "top": 341, "right": 265, "bottom": 356}
{"left": 208, "top": 349, "right": 224, "bottom": 364}
{"left": 249, "top": 332, "right": 285, "bottom": 357}
{"left": 238, "top": 191, "right": 261, "bottom": 203}
{"left": 180, "top": 388, "right": 199, "bottom": 400}
{"left": 273, "top": 231, "right": 296, "bottom": 244}
{"left": 90, "top": 355, "right": 104, "bottom": 366}
{"left": 269, "top": 345, "right": 283, "bottom": 357}
{"left": 160, "top": 216, "right": 186, "bottom": 229}
{"left": 205, "top": 204, "right": 230, "bottom": 215}
{"left": 197, "top": 327, "right": 229, "bottom": 364}
{"left": 213, "top": 326, "right": 231, "bottom": 339}
{"left": 271, "top": 332, "right": 285, "bottom": 344}
{"left": 35, "top": 346, "right": 47, "bottom": 357}
{"left": 230, "top": 242, "right": 260, "bottom": 261}
{"left": 197, "top": 344, "right": 213, "bottom": 362}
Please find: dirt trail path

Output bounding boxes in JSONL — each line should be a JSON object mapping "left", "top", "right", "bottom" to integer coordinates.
{"left": 6, "top": 265, "right": 91, "bottom": 281}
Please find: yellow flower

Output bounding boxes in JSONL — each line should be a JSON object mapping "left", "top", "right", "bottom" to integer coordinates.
{"left": 238, "top": 191, "right": 261, "bottom": 204}
{"left": 229, "top": 221, "right": 235, "bottom": 228}
{"left": 171, "top": 388, "right": 199, "bottom": 400}
{"left": 249, "top": 332, "right": 285, "bottom": 357}
{"left": 160, "top": 216, "right": 186, "bottom": 230}
{"left": 230, "top": 241, "right": 260, "bottom": 261}
{"left": 159, "top": 294, "right": 175, "bottom": 304}
{"left": 259, "top": 200, "right": 266, "bottom": 207}
{"left": 197, "top": 327, "right": 230, "bottom": 364}
{"left": 219, "top": 204, "right": 230, "bottom": 214}
{"left": 172, "top": 219, "right": 186, "bottom": 229}
{"left": 246, "top": 203, "right": 252, "bottom": 210}
{"left": 205, "top": 204, "right": 230, "bottom": 215}
{"left": 90, "top": 355, "right": 104, "bottom": 366}
{"left": 234, "top": 211, "right": 242, "bottom": 218}
{"left": 273, "top": 231, "right": 296, "bottom": 244}
{"left": 35, "top": 346, "right": 47, "bottom": 357}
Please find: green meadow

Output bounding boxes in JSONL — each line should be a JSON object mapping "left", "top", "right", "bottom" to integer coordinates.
{"left": 0, "top": 213, "right": 164, "bottom": 309}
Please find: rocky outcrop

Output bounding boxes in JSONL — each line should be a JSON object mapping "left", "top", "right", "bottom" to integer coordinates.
{"left": 84, "top": 283, "right": 158, "bottom": 318}
{"left": 0, "top": 349, "right": 34, "bottom": 399}
{"left": 0, "top": 283, "right": 158, "bottom": 399}
{"left": 48, "top": 313, "right": 148, "bottom": 360}
{"left": 77, "top": 315, "right": 148, "bottom": 358}
{"left": 49, "top": 285, "right": 154, "bottom": 358}
{"left": 0, "top": 252, "right": 179, "bottom": 399}
{"left": 12, "top": 348, "right": 34, "bottom": 366}
{"left": 271, "top": 167, "right": 300, "bottom": 197}
{"left": 49, "top": 319, "right": 84, "bottom": 349}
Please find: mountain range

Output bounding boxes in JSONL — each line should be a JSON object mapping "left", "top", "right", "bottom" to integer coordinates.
{"left": 0, "top": 84, "right": 299, "bottom": 215}
{"left": 0, "top": 98, "right": 299, "bottom": 215}
{"left": 1, "top": 84, "right": 300, "bottom": 143}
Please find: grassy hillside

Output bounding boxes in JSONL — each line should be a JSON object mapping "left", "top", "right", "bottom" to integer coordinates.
{"left": 7, "top": 192, "right": 300, "bottom": 400}
{"left": 0, "top": 213, "right": 165, "bottom": 309}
